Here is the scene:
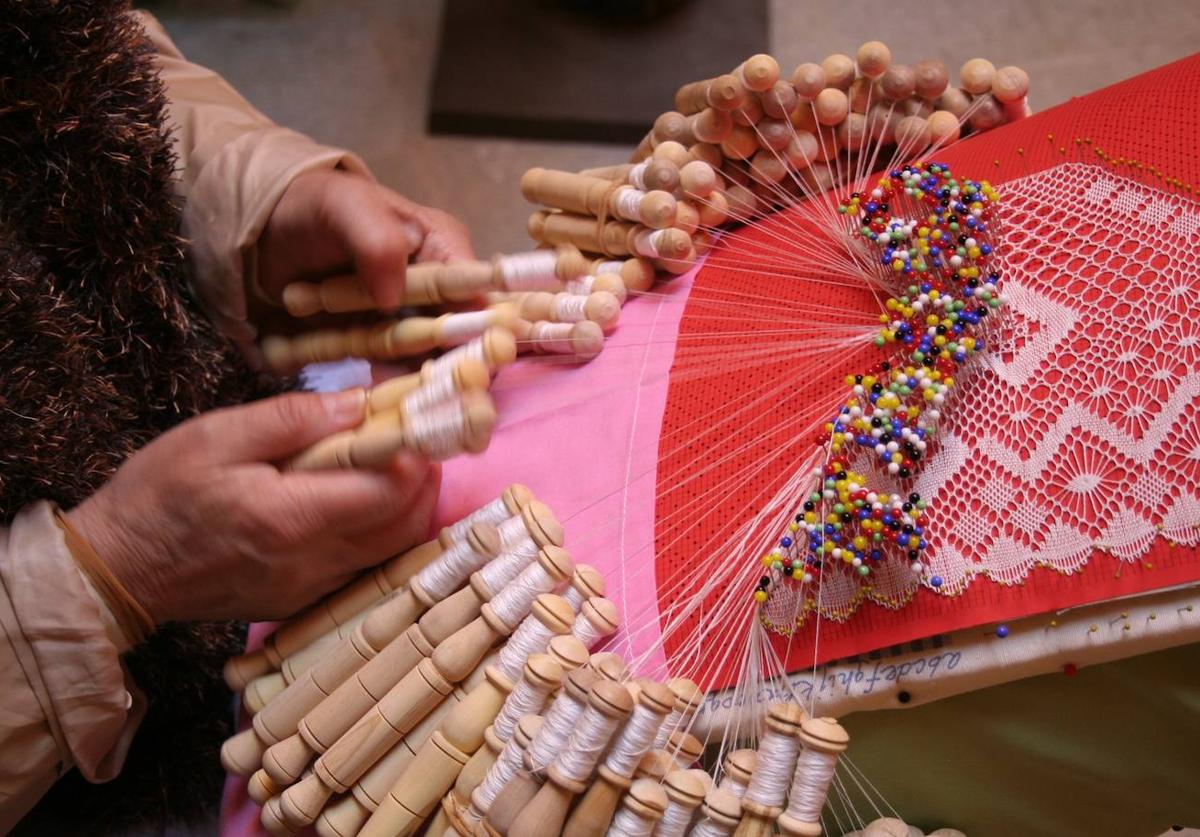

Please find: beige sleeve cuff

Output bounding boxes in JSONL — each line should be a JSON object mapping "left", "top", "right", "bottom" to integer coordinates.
{"left": 0, "top": 502, "right": 144, "bottom": 831}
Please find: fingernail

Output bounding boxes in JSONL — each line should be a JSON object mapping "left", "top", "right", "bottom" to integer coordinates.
{"left": 322, "top": 388, "right": 367, "bottom": 424}
{"left": 400, "top": 220, "right": 425, "bottom": 251}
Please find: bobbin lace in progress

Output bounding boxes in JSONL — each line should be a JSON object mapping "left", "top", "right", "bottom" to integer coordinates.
{"left": 764, "top": 163, "right": 1200, "bottom": 627}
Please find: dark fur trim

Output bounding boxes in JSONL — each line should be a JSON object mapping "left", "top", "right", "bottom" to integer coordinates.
{"left": 1, "top": 2, "right": 280, "bottom": 832}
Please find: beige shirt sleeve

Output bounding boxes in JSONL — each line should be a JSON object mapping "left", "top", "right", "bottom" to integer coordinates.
{"left": 133, "top": 11, "right": 372, "bottom": 356}
{"left": 0, "top": 503, "right": 144, "bottom": 834}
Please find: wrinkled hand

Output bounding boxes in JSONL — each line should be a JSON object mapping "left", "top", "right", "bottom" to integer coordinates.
{"left": 67, "top": 390, "right": 440, "bottom": 623}
{"left": 257, "top": 168, "right": 475, "bottom": 309}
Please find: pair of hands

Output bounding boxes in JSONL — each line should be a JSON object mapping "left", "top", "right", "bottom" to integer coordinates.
{"left": 69, "top": 170, "right": 474, "bottom": 624}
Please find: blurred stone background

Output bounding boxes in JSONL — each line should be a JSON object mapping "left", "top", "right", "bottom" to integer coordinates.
{"left": 148, "top": 0, "right": 1196, "bottom": 258}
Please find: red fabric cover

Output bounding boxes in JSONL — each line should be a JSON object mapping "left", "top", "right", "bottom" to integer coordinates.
{"left": 655, "top": 55, "right": 1200, "bottom": 688}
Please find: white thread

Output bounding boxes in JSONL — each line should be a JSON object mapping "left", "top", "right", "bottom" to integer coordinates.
{"left": 627, "top": 162, "right": 650, "bottom": 191}
{"left": 654, "top": 798, "right": 695, "bottom": 837}
{"left": 443, "top": 496, "right": 509, "bottom": 545}
{"left": 496, "top": 514, "right": 531, "bottom": 549}
{"left": 470, "top": 727, "right": 529, "bottom": 817}
{"left": 489, "top": 559, "right": 557, "bottom": 629}
{"left": 563, "top": 275, "right": 596, "bottom": 296}
{"left": 476, "top": 539, "right": 536, "bottom": 596}
{"left": 406, "top": 398, "right": 466, "bottom": 459}
{"left": 412, "top": 538, "right": 489, "bottom": 600}
{"left": 530, "top": 320, "right": 575, "bottom": 353}
{"left": 525, "top": 688, "right": 587, "bottom": 772}
{"left": 607, "top": 805, "right": 655, "bottom": 837}
{"left": 717, "top": 775, "right": 748, "bottom": 800}
{"left": 492, "top": 675, "right": 553, "bottom": 744}
{"left": 614, "top": 187, "right": 647, "bottom": 222}
{"left": 421, "top": 337, "right": 483, "bottom": 379}
{"left": 603, "top": 703, "right": 665, "bottom": 779}
{"left": 633, "top": 229, "right": 670, "bottom": 258}
{"left": 563, "top": 583, "right": 586, "bottom": 612}
{"left": 498, "top": 251, "right": 560, "bottom": 291}
{"left": 652, "top": 708, "right": 683, "bottom": 750}
{"left": 551, "top": 704, "right": 622, "bottom": 783}
{"left": 438, "top": 310, "right": 494, "bottom": 345}
{"left": 496, "top": 613, "right": 556, "bottom": 683}
{"left": 572, "top": 608, "right": 609, "bottom": 649}
{"left": 781, "top": 746, "right": 840, "bottom": 824}
{"left": 402, "top": 368, "right": 458, "bottom": 415}
{"left": 552, "top": 293, "right": 590, "bottom": 322}
{"left": 595, "top": 260, "right": 622, "bottom": 275}
{"left": 742, "top": 731, "right": 799, "bottom": 808}
{"left": 689, "top": 817, "right": 735, "bottom": 837}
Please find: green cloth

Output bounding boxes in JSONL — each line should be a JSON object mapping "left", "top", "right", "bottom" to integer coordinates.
{"left": 837, "top": 642, "right": 1200, "bottom": 837}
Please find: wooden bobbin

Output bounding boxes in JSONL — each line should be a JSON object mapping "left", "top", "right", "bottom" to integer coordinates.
{"left": 247, "top": 768, "right": 283, "bottom": 806}
{"left": 688, "top": 107, "right": 734, "bottom": 144}
{"left": 687, "top": 141, "right": 723, "bottom": 169}
{"left": 679, "top": 160, "right": 719, "bottom": 199}
{"left": 223, "top": 531, "right": 445, "bottom": 693}
{"left": 967, "top": 93, "right": 1005, "bottom": 132}
{"left": 734, "top": 54, "right": 780, "bottom": 93}
{"left": 880, "top": 64, "right": 916, "bottom": 102}
{"left": 365, "top": 648, "right": 569, "bottom": 837}
{"left": 656, "top": 676, "right": 704, "bottom": 747}
{"left": 696, "top": 191, "right": 729, "bottom": 228}
{"left": 991, "top": 65, "right": 1030, "bottom": 121}
{"left": 652, "top": 111, "right": 695, "bottom": 147}
{"left": 520, "top": 168, "right": 678, "bottom": 230}
{"left": 509, "top": 290, "right": 621, "bottom": 331}
{"left": 814, "top": 88, "right": 849, "bottom": 127}
{"left": 560, "top": 679, "right": 673, "bottom": 837}
{"left": 507, "top": 680, "right": 634, "bottom": 837}
{"left": 634, "top": 749, "right": 674, "bottom": 783}
{"left": 562, "top": 272, "right": 628, "bottom": 304}
{"left": 314, "top": 690, "right": 463, "bottom": 837}
{"left": 288, "top": 388, "right": 497, "bottom": 471}
{"left": 483, "top": 665, "right": 596, "bottom": 834}
{"left": 651, "top": 140, "right": 691, "bottom": 168}
{"left": 732, "top": 703, "right": 805, "bottom": 837}
{"left": 463, "top": 713, "right": 543, "bottom": 830}
{"left": 775, "top": 717, "right": 850, "bottom": 837}
{"left": 298, "top": 547, "right": 574, "bottom": 822}
{"left": 697, "top": 786, "right": 744, "bottom": 835}
{"left": 819, "top": 54, "right": 855, "bottom": 91}
{"left": 587, "top": 257, "right": 656, "bottom": 294}
{"left": 959, "top": 58, "right": 996, "bottom": 95}
{"left": 657, "top": 769, "right": 707, "bottom": 836}
{"left": 719, "top": 748, "right": 758, "bottom": 798}
{"left": 610, "top": 778, "right": 669, "bottom": 834}
{"left": 790, "top": 62, "right": 826, "bottom": 102}
{"left": 365, "top": 358, "right": 489, "bottom": 420}
{"left": 573, "top": 596, "right": 619, "bottom": 648}
{"left": 627, "top": 158, "right": 680, "bottom": 194}
{"left": 668, "top": 729, "right": 704, "bottom": 769}
{"left": 262, "top": 307, "right": 516, "bottom": 373}
{"left": 936, "top": 87, "right": 971, "bottom": 120}
{"left": 913, "top": 59, "right": 950, "bottom": 101}
{"left": 674, "top": 73, "right": 745, "bottom": 115}
{"left": 516, "top": 319, "right": 605, "bottom": 360}
{"left": 861, "top": 817, "right": 915, "bottom": 837}
{"left": 928, "top": 110, "right": 961, "bottom": 146}
{"left": 855, "top": 41, "right": 892, "bottom": 79}
{"left": 281, "top": 258, "right": 500, "bottom": 317}
{"left": 265, "top": 527, "right": 508, "bottom": 786}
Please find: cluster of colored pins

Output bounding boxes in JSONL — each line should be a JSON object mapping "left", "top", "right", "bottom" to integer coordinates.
{"left": 754, "top": 162, "right": 1004, "bottom": 606}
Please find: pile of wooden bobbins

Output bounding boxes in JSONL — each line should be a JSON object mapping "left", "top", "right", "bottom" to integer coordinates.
{"left": 259, "top": 43, "right": 1027, "bottom": 381}
{"left": 218, "top": 484, "right": 875, "bottom": 837}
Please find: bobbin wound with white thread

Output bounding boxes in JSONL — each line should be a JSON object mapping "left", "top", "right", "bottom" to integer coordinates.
{"left": 775, "top": 717, "right": 850, "bottom": 837}
{"left": 734, "top": 703, "right": 805, "bottom": 837}
{"left": 507, "top": 679, "right": 634, "bottom": 837}
{"left": 561, "top": 678, "right": 673, "bottom": 837}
